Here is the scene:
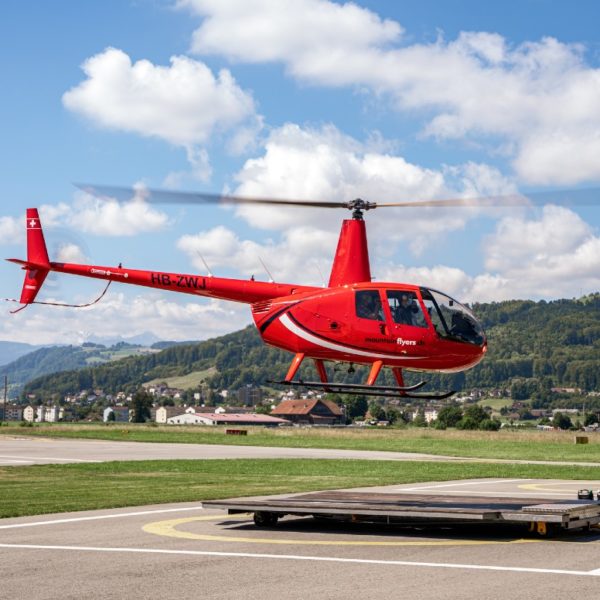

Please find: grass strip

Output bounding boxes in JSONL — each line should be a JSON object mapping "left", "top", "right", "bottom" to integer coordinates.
{"left": 2, "top": 424, "right": 600, "bottom": 463}
{"left": 1, "top": 458, "right": 599, "bottom": 519}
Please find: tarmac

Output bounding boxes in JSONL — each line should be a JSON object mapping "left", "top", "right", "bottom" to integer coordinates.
{"left": 2, "top": 436, "right": 600, "bottom": 598}
{"left": 1, "top": 478, "right": 600, "bottom": 600}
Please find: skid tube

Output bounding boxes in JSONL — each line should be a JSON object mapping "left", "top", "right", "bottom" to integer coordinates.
{"left": 269, "top": 379, "right": 456, "bottom": 400}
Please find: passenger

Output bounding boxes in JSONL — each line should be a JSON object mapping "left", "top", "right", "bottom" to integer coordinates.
{"left": 395, "top": 294, "right": 417, "bottom": 325}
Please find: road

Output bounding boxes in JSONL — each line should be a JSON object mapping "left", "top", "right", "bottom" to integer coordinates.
{"left": 2, "top": 435, "right": 600, "bottom": 467}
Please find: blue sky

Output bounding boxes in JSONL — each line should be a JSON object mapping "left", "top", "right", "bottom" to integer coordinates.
{"left": 1, "top": 0, "right": 600, "bottom": 344}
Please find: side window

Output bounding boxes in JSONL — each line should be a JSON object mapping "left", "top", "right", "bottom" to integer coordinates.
{"left": 355, "top": 290, "right": 384, "bottom": 321}
{"left": 386, "top": 290, "right": 427, "bottom": 328}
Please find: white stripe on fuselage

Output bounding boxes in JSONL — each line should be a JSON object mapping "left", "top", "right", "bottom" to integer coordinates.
{"left": 279, "top": 313, "right": 423, "bottom": 361}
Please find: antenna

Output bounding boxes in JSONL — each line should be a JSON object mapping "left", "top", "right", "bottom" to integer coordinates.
{"left": 315, "top": 263, "right": 326, "bottom": 287}
{"left": 197, "top": 253, "right": 214, "bottom": 277}
{"left": 258, "top": 256, "right": 275, "bottom": 283}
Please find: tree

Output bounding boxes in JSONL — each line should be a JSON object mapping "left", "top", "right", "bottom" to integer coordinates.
{"left": 412, "top": 408, "right": 428, "bottom": 428}
{"left": 463, "top": 404, "right": 489, "bottom": 426}
{"left": 368, "top": 402, "right": 385, "bottom": 421}
{"left": 457, "top": 416, "right": 479, "bottom": 430}
{"left": 479, "top": 418, "right": 501, "bottom": 431}
{"left": 131, "top": 390, "right": 153, "bottom": 423}
{"left": 584, "top": 412, "right": 599, "bottom": 426}
{"left": 343, "top": 395, "right": 368, "bottom": 420}
{"left": 552, "top": 411, "right": 573, "bottom": 430}
{"left": 437, "top": 404, "right": 463, "bottom": 428}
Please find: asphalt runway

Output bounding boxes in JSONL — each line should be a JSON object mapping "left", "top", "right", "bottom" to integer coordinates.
{"left": 2, "top": 435, "right": 600, "bottom": 467}
{"left": 1, "top": 479, "right": 600, "bottom": 600}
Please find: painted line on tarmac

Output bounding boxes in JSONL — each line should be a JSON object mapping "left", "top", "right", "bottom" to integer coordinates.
{"left": 0, "top": 454, "right": 98, "bottom": 463}
{"left": 401, "top": 478, "right": 532, "bottom": 491}
{"left": 0, "top": 543, "right": 598, "bottom": 577}
{"left": 0, "top": 506, "right": 205, "bottom": 530}
{"left": 143, "top": 515, "right": 541, "bottom": 547}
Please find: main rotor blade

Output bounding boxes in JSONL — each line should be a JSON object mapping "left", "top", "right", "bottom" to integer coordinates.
{"left": 374, "top": 187, "right": 600, "bottom": 209}
{"left": 75, "top": 184, "right": 346, "bottom": 209}
{"left": 76, "top": 183, "right": 600, "bottom": 211}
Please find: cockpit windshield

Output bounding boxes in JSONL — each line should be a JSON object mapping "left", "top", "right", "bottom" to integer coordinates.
{"left": 420, "top": 288, "right": 485, "bottom": 346}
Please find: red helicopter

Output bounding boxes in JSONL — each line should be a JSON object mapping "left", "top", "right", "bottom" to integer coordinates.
{"left": 7, "top": 190, "right": 489, "bottom": 400}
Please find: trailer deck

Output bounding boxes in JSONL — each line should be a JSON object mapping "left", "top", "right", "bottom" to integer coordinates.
{"left": 203, "top": 490, "right": 600, "bottom": 536}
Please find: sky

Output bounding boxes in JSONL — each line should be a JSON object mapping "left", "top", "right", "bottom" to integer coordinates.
{"left": 1, "top": 0, "right": 600, "bottom": 345}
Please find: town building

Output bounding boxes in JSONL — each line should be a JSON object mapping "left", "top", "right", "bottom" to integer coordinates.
{"left": 238, "top": 385, "right": 262, "bottom": 406}
{"left": 1, "top": 404, "right": 23, "bottom": 421}
{"left": 270, "top": 398, "right": 344, "bottom": 425}
{"left": 103, "top": 406, "right": 130, "bottom": 422}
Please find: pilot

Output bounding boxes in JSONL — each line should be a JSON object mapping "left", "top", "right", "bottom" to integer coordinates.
{"left": 357, "top": 294, "right": 383, "bottom": 320}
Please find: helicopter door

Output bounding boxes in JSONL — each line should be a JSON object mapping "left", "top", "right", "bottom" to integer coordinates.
{"left": 385, "top": 290, "right": 429, "bottom": 343}
{"left": 354, "top": 290, "right": 389, "bottom": 338}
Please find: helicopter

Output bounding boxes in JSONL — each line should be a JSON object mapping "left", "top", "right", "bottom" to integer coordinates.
{"left": 6, "top": 187, "right": 504, "bottom": 401}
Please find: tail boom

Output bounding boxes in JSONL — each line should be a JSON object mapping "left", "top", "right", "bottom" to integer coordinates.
{"left": 48, "top": 261, "right": 317, "bottom": 304}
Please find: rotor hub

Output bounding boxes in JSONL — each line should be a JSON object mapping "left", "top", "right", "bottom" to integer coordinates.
{"left": 347, "top": 198, "right": 376, "bottom": 219}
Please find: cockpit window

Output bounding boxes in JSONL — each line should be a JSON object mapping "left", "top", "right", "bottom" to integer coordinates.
{"left": 421, "top": 288, "right": 485, "bottom": 346}
{"left": 355, "top": 290, "right": 384, "bottom": 321}
{"left": 386, "top": 290, "right": 427, "bottom": 328}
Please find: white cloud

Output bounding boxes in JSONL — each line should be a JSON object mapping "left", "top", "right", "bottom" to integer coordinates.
{"left": 55, "top": 243, "right": 89, "bottom": 264}
{"left": 0, "top": 291, "right": 250, "bottom": 345}
{"left": 183, "top": 0, "right": 402, "bottom": 70}
{"left": 177, "top": 224, "right": 337, "bottom": 285}
{"left": 66, "top": 190, "right": 169, "bottom": 237}
{"left": 231, "top": 123, "right": 515, "bottom": 259}
{"left": 0, "top": 216, "right": 22, "bottom": 245}
{"left": 63, "top": 47, "right": 261, "bottom": 173}
{"left": 481, "top": 206, "right": 600, "bottom": 297}
{"left": 184, "top": 1, "right": 600, "bottom": 185}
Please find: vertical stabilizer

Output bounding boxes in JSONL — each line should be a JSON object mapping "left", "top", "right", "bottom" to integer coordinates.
{"left": 18, "top": 209, "right": 50, "bottom": 304}
{"left": 328, "top": 218, "right": 371, "bottom": 287}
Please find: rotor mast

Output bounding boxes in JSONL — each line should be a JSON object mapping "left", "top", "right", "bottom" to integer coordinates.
{"left": 328, "top": 199, "right": 373, "bottom": 287}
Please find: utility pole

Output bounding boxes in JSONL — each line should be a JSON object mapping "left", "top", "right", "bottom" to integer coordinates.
{"left": 2, "top": 375, "right": 7, "bottom": 423}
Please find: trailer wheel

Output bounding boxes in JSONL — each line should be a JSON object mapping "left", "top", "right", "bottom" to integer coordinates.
{"left": 254, "top": 511, "right": 278, "bottom": 527}
{"left": 532, "top": 521, "right": 557, "bottom": 537}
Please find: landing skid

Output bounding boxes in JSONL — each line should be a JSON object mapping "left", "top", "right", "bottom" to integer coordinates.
{"left": 270, "top": 379, "right": 456, "bottom": 400}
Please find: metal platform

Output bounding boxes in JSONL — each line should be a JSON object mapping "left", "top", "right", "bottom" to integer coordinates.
{"left": 203, "top": 490, "right": 600, "bottom": 535}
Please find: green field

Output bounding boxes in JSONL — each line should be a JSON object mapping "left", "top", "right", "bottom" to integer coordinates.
{"left": 1, "top": 458, "right": 599, "bottom": 519}
{"left": 143, "top": 367, "right": 217, "bottom": 389}
{"left": 2, "top": 424, "right": 599, "bottom": 463}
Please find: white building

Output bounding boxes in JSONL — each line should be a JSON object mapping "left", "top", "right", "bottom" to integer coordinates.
{"left": 166, "top": 412, "right": 289, "bottom": 427}
{"left": 23, "top": 405, "right": 35, "bottom": 422}
{"left": 34, "top": 405, "right": 62, "bottom": 422}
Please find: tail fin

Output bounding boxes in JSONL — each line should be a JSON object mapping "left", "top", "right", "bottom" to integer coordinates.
{"left": 15, "top": 209, "right": 50, "bottom": 304}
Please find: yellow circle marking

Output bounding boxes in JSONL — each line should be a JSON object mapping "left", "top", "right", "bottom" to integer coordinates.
{"left": 143, "top": 515, "right": 540, "bottom": 547}
{"left": 519, "top": 482, "right": 600, "bottom": 493}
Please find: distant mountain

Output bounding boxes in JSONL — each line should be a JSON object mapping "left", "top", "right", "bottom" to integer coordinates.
{"left": 20, "top": 295, "right": 600, "bottom": 402}
{"left": 0, "top": 341, "right": 47, "bottom": 367}
{"left": 86, "top": 331, "right": 163, "bottom": 347}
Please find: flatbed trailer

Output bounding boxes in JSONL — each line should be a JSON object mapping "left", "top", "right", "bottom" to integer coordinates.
{"left": 203, "top": 490, "right": 600, "bottom": 536}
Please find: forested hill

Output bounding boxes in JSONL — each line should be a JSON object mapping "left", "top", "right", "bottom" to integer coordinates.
{"left": 3, "top": 343, "right": 158, "bottom": 394}
{"left": 0, "top": 341, "right": 45, "bottom": 367}
{"left": 21, "top": 294, "right": 600, "bottom": 399}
